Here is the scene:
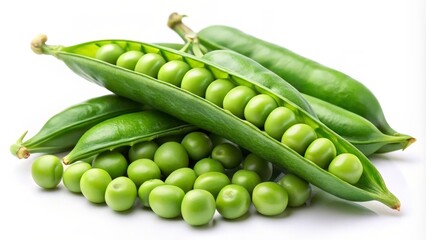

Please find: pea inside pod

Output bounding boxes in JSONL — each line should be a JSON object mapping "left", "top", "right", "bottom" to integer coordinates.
{"left": 32, "top": 35, "right": 400, "bottom": 209}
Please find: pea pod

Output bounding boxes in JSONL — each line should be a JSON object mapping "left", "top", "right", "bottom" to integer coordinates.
{"left": 202, "top": 50, "right": 415, "bottom": 156}
{"left": 32, "top": 34, "right": 400, "bottom": 209}
{"left": 10, "top": 94, "right": 143, "bottom": 159}
{"left": 168, "top": 14, "right": 408, "bottom": 138}
{"left": 63, "top": 110, "right": 197, "bottom": 164}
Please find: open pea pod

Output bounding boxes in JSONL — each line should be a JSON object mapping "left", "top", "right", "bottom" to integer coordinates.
{"left": 31, "top": 35, "right": 400, "bottom": 209}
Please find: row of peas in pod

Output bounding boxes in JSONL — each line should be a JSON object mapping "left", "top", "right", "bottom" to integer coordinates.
{"left": 96, "top": 43, "right": 364, "bottom": 185}
{"left": 31, "top": 130, "right": 311, "bottom": 226}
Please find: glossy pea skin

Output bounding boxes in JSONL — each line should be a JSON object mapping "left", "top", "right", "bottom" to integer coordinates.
{"left": 216, "top": 184, "right": 251, "bottom": 220}
{"left": 242, "top": 153, "right": 273, "bottom": 181}
{"left": 157, "top": 60, "right": 191, "bottom": 86}
{"left": 252, "top": 182, "right": 288, "bottom": 216}
{"left": 154, "top": 142, "right": 189, "bottom": 176}
{"left": 193, "top": 158, "right": 225, "bottom": 176}
{"left": 105, "top": 176, "right": 137, "bottom": 211}
{"left": 181, "top": 189, "right": 216, "bottom": 226}
{"left": 181, "top": 68, "right": 215, "bottom": 97}
{"left": 165, "top": 168, "right": 197, "bottom": 193}
{"left": 244, "top": 94, "right": 278, "bottom": 128}
{"left": 277, "top": 174, "right": 311, "bottom": 207}
{"left": 127, "top": 159, "right": 161, "bottom": 188}
{"left": 193, "top": 172, "right": 231, "bottom": 198}
{"left": 264, "top": 107, "right": 298, "bottom": 140}
{"left": 138, "top": 179, "right": 164, "bottom": 208}
{"left": 223, "top": 85, "right": 257, "bottom": 119}
{"left": 128, "top": 141, "right": 159, "bottom": 162}
{"left": 181, "top": 131, "right": 213, "bottom": 161}
{"left": 95, "top": 44, "right": 125, "bottom": 64}
{"left": 63, "top": 161, "right": 91, "bottom": 193}
{"left": 304, "top": 138, "right": 337, "bottom": 169}
{"left": 211, "top": 143, "right": 243, "bottom": 169}
{"left": 92, "top": 151, "right": 128, "bottom": 179}
{"left": 116, "top": 50, "right": 144, "bottom": 70}
{"left": 80, "top": 168, "right": 112, "bottom": 203}
{"left": 328, "top": 153, "right": 363, "bottom": 184}
{"left": 134, "top": 53, "right": 166, "bottom": 78}
{"left": 205, "top": 79, "right": 236, "bottom": 107}
{"left": 31, "top": 155, "right": 63, "bottom": 189}
{"left": 149, "top": 185, "right": 185, "bottom": 218}
{"left": 231, "top": 169, "right": 261, "bottom": 195}
{"left": 281, "top": 123, "right": 317, "bottom": 155}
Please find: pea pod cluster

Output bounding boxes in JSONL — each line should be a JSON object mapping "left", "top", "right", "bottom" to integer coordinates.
{"left": 167, "top": 13, "right": 415, "bottom": 154}
{"left": 31, "top": 34, "right": 400, "bottom": 209}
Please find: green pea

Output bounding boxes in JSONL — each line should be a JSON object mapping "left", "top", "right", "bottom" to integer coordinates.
{"left": 157, "top": 60, "right": 191, "bottom": 86}
{"left": 31, "top": 155, "right": 63, "bottom": 189}
{"left": 231, "top": 169, "right": 261, "bottom": 195}
{"left": 181, "top": 68, "right": 215, "bottom": 97}
{"left": 181, "top": 131, "right": 213, "bottom": 161}
{"left": 181, "top": 189, "right": 216, "bottom": 226}
{"left": 193, "top": 158, "right": 225, "bottom": 176}
{"left": 80, "top": 168, "right": 112, "bottom": 203}
{"left": 328, "top": 153, "right": 363, "bottom": 184}
{"left": 105, "top": 176, "right": 137, "bottom": 211}
{"left": 242, "top": 153, "right": 273, "bottom": 181}
{"left": 154, "top": 142, "right": 189, "bottom": 176}
{"left": 95, "top": 43, "right": 125, "bottom": 64}
{"left": 264, "top": 107, "right": 298, "bottom": 140}
{"left": 63, "top": 161, "right": 91, "bottom": 193}
{"left": 216, "top": 184, "right": 251, "bottom": 220}
{"left": 281, "top": 123, "right": 317, "bottom": 155}
{"left": 193, "top": 172, "right": 231, "bottom": 198}
{"left": 128, "top": 141, "right": 159, "bottom": 162}
{"left": 92, "top": 151, "right": 128, "bottom": 179}
{"left": 127, "top": 159, "right": 161, "bottom": 187}
{"left": 211, "top": 143, "right": 243, "bottom": 169}
{"left": 205, "top": 79, "right": 236, "bottom": 107}
{"left": 134, "top": 53, "right": 166, "bottom": 78}
{"left": 244, "top": 94, "right": 278, "bottom": 128}
{"left": 252, "top": 182, "right": 288, "bottom": 216}
{"left": 304, "top": 138, "right": 337, "bottom": 169}
{"left": 116, "top": 50, "right": 144, "bottom": 70}
{"left": 223, "top": 85, "right": 257, "bottom": 119}
{"left": 149, "top": 184, "right": 185, "bottom": 218}
{"left": 165, "top": 168, "right": 197, "bottom": 193}
{"left": 277, "top": 174, "right": 311, "bottom": 207}
{"left": 138, "top": 179, "right": 164, "bottom": 208}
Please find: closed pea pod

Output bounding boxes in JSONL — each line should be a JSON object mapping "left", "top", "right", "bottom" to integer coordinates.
{"left": 62, "top": 110, "right": 197, "bottom": 164}
{"left": 33, "top": 35, "right": 400, "bottom": 209}
{"left": 10, "top": 94, "right": 143, "bottom": 159}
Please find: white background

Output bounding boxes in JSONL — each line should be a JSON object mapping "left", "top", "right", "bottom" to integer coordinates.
{"left": 1, "top": 0, "right": 425, "bottom": 239}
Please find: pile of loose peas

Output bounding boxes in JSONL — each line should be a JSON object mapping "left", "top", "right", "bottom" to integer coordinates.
{"left": 32, "top": 131, "right": 310, "bottom": 226}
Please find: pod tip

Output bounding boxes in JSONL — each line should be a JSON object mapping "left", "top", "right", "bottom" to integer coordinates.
{"left": 62, "top": 156, "right": 70, "bottom": 165}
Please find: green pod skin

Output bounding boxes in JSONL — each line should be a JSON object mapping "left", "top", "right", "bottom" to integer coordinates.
{"left": 10, "top": 94, "right": 143, "bottom": 159}
{"left": 303, "top": 94, "right": 415, "bottom": 156}
{"left": 32, "top": 35, "right": 400, "bottom": 209}
{"left": 63, "top": 110, "right": 197, "bottom": 164}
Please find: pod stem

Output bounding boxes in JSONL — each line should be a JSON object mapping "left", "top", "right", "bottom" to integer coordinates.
{"left": 167, "top": 12, "right": 204, "bottom": 57}
{"left": 10, "top": 131, "right": 30, "bottom": 159}
{"left": 30, "top": 34, "right": 63, "bottom": 57}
